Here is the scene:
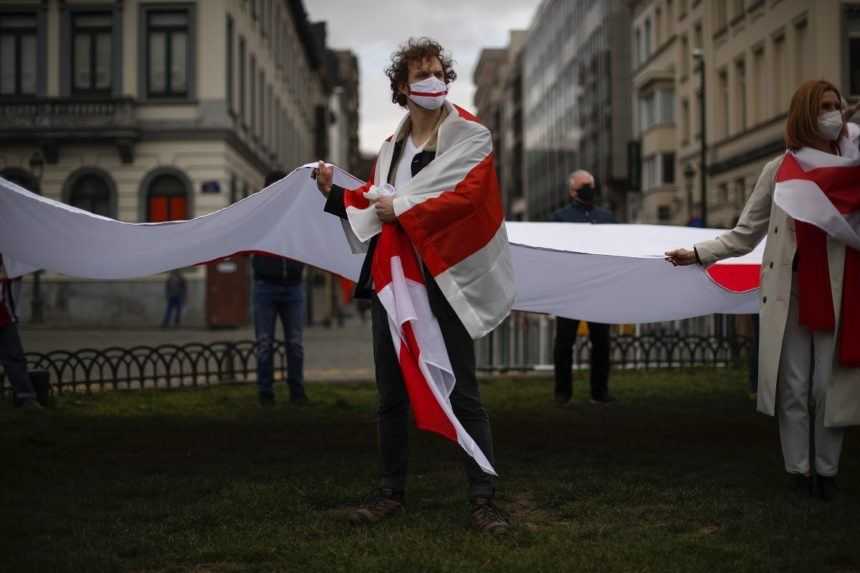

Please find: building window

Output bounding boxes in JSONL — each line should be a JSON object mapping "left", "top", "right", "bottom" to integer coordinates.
{"left": 662, "top": 152, "right": 676, "bottom": 184}
{"left": 0, "top": 13, "right": 37, "bottom": 96}
{"left": 226, "top": 15, "right": 234, "bottom": 113}
{"left": 655, "top": 8, "right": 662, "bottom": 47}
{"left": 794, "top": 18, "right": 808, "bottom": 87}
{"left": 639, "top": 92, "right": 654, "bottom": 133}
{"left": 848, "top": 7, "right": 860, "bottom": 96}
{"left": 644, "top": 18, "right": 652, "bottom": 61}
{"left": 666, "top": 0, "right": 674, "bottom": 33}
{"left": 643, "top": 152, "right": 676, "bottom": 188}
{"left": 719, "top": 68, "right": 729, "bottom": 138}
{"left": 734, "top": 177, "right": 747, "bottom": 207}
{"left": 643, "top": 155, "right": 657, "bottom": 190}
{"left": 718, "top": 182, "right": 729, "bottom": 205}
{"left": 735, "top": 58, "right": 747, "bottom": 133}
{"left": 69, "top": 173, "right": 113, "bottom": 217}
{"left": 639, "top": 88, "right": 674, "bottom": 132}
{"left": 680, "top": 34, "right": 690, "bottom": 77}
{"left": 681, "top": 97, "right": 690, "bottom": 143}
{"left": 239, "top": 37, "right": 246, "bottom": 122}
{"left": 71, "top": 12, "right": 112, "bottom": 94}
{"left": 146, "top": 10, "right": 190, "bottom": 98}
{"left": 147, "top": 173, "right": 188, "bottom": 222}
{"left": 752, "top": 46, "right": 765, "bottom": 124}
{"left": 660, "top": 88, "right": 675, "bottom": 123}
{"left": 658, "top": 205, "right": 672, "bottom": 222}
{"left": 250, "top": 55, "right": 256, "bottom": 132}
{"left": 773, "top": 33, "right": 786, "bottom": 115}
{"left": 694, "top": 22, "right": 703, "bottom": 50}
{"left": 634, "top": 27, "right": 641, "bottom": 68}
{"left": 714, "top": 0, "right": 728, "bottom": 34}
{"left": 258, "top": 69, "right": 264, "bottom": 140}
{"left": 229, "top": 173, "right": 238, "bottom": 204}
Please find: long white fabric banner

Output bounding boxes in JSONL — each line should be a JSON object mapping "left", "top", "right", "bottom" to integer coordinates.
{"left": 0, "top": 165, "right": 762, "bottom": 324}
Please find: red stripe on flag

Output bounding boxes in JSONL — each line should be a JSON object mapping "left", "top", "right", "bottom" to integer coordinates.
{"left": 342, "top": 159, "right": 377, "bottom": 211}
{"left": 344, "top": 183, "right": 372, "bottom": 210}
{"left": 372, "top": 225, "right": 426, "bottom": 289}
{"left": 453, "top": 105, "right": 480, "bottom": 123}
{"left": 706, "top": 263, "right": 761, "bottom": 293}
{"left": 398, "top": 153, "right": 503, "bottom": 276}
{"left": 399, "top": 322, "right": 457, "bottom": 442}
{"left": 777, "top": 154, "right": 860, "bottom": 213}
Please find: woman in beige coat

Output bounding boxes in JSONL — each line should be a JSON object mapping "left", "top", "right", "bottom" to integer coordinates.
{"left": 666, "top": 80, "right": 859, "bottom": 501}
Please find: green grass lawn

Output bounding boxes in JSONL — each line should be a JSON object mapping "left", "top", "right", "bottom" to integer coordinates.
{"left": 1, "top": 369, "right": 858, "bottom": 573}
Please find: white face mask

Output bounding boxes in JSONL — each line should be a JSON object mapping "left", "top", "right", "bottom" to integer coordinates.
{"left": 818, "top": 110, "right": 844, "bottom": 141}
{"left": 407, "top": 76, "right": 448, "bottom": 110}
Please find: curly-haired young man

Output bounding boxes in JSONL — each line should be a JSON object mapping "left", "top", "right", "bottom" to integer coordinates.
{"left": 316, "top": 38, "right": 514, "bottom": 533}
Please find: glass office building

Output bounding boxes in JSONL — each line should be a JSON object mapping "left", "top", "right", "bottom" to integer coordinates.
{"left": 523, "top": 0, "right": 632, "bottom": 220}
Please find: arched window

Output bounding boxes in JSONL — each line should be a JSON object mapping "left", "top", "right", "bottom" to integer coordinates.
{"left": 69, "top": 173, "right": 112, "bottom": 216}
{"left": 146, "top": 173, "right": 188, "bottom": 222}
{"left": 0, "top": 168, "right": 39, "bottom": 194}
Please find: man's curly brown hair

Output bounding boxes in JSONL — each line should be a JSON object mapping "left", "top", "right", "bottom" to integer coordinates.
{"left": 385, "top": 37, "right": 457, "bottom": 108}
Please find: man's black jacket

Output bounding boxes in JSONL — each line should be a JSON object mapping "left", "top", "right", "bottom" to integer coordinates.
{"left": 324, "top": 139, "right": 435, "bottom": 299}
{"left": 551, "top": 200, "right": 617, "bottom": 224}
{"left": 252, "top": 255, "right": 305, "bottom": 285}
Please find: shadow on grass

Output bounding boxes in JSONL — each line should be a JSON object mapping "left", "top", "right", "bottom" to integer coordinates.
{"left": 0, "top": 369, "right": 858, "bottom": 573}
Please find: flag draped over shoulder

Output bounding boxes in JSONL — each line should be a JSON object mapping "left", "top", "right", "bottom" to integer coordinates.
{"left": 337, "top": 102, "right": 515, "bottom": 340}
{"left": 773, "top": 140, "right": 860, "bottom": 366}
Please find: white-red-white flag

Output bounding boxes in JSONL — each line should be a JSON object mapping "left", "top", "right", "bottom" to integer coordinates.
{"left": 372, "top": 221, "right": 496, "bottom": 475}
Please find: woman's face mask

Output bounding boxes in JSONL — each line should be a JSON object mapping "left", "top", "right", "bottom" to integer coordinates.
{"left": 818, "top": 110, "right": 844, "bottom": 142}
{"left": 407, "top": 76, "right": 448, "bottom": 110}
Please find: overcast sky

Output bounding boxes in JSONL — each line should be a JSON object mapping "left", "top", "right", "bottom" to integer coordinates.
{"left": 305, "top": 0, "right": 543, "bottom": 154}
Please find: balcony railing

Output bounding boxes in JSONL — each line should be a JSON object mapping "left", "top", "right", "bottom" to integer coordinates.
{"left": 0, "top": 97, "right": 137, "bottom": 130}
{"left": 0, "top": 97, "right": 140, "bottom": 162}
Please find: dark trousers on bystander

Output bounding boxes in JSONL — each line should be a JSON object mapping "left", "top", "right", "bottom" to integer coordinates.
{"left": 553, "top": 317, "right": 611, "bottom": 401}
{"left": 0, "top": 323, "right": 36, "bottom": 403}
{"left": 254, "top": 280, "right": 306, "bottom": 401}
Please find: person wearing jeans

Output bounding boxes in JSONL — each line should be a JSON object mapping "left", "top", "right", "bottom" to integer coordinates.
{"left": 160, "top": 269, "right": 186, "bottom": 328}
{"left": 253, "top": 276, "right": 305, "bottom": 404}
{"left": 253, "top": 170, "right": 306, "bottom": 406}
{"left": 0, "top": 255, "right": 40, "bottom": 409}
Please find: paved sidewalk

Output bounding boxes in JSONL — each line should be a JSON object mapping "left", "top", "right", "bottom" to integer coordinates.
{"left": 20, "top": 319, "right": 375, "bottom": 383}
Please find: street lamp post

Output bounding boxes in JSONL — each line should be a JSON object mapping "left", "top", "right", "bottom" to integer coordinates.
{"left": 693, "top": 49, "right": 707, "bottom": 227}
{"left": 28, "top": 151, "right": 45, "bottom": 323}
{"left": 683, "top": 162, "right": 696, "bottom": 223}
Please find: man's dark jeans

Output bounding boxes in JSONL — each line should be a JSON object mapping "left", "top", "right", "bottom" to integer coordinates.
{"left": 0, "top": 323, "right": 36, "bottom": 403}
{"left": 371, "top": 276, "right": 496, "bottom": 500}
{"left": 553, "top": 317, "right": 610, "bottom": 400}
{"left": 161, "top": 296, "right": 183, "bottom": 327}
{"left": 254, "top": 280, "right": 305, "bottom": 400}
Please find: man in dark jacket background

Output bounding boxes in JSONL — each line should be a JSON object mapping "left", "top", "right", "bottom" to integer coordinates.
{"left": 253, "top": 170, "right": 307, "bottom": 406}
{"left": 551, "top": 170, "right": 616, "bottom": 405}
